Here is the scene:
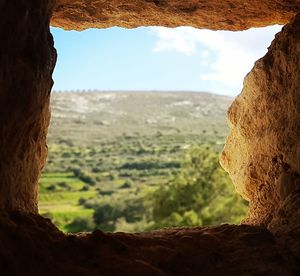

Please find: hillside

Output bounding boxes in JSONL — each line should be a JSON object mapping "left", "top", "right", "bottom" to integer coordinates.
{"left": 39, "top": 91, "right": 244, "bottom": 233}
{"left": 48, "top": 91, "right": 233, "bottom": 145}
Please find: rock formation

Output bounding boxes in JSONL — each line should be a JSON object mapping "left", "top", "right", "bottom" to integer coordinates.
{"left": 51, "top": 0, "right": 300, "bottom": 31}
{"left": 0, "top": 211, "right": 299, "bottom": 275}
{"left": 0, "top": 0, "right": 56, "bottom": 213}
{"left": 1, "top": 0, "right": 300, "bottom": 274}
{"left": 220, "top": 13, "right": 300, "bottom": 228}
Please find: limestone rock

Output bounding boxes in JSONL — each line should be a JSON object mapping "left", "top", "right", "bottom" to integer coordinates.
{"left": 0, "top": 1, "right": 57, "bottom": 213}
{"left": 220, "top": 12, "right": 300, "bottom": 226}
{"left": 51, "top": 0, "right": 300, "bottom": 31}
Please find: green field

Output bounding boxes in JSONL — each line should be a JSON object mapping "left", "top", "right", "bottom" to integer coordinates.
{"left": 38, "top": 91, "right": 247, "bottom": 233}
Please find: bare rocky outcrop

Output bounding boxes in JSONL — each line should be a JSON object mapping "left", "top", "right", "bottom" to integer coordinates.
{"left": 0, "top": 1, "right": 56, "bottom": 213}
{"left": 220, "top": 12, "right": 300, "bottom": 228}
{"left": 51, "top": 0, "right": 300, "bottom": 31}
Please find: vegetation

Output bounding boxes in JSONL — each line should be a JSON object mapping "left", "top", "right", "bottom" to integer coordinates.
{"left": 38, "top": 91, "right": 247, "bottom": 233}
{"left": 151, "top": 146, "right": 246, "bottom": 228}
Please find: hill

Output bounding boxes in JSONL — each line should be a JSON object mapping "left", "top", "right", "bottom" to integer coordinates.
{"left": 39, "top": 91, "right": 245, "bottom": 233}
{"left": 48, "top": 91, "right": 233, "bottom": 145}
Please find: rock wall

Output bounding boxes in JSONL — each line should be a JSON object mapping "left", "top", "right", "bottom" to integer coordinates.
{"left": 51, "top": 0, "right": 300, "bottom": 31}
{"left": 220, "top": 12, "right": 300, "bottom": 227}
{"left": 0, "top": 0, "right": 56, "bottom": 213}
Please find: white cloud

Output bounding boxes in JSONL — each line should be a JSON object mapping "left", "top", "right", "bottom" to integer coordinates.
{"left": 152, "top": 27, "right": 199, "bottom": 55}
{"left": 151, "top": 25, "right": 282, "bottom": 95}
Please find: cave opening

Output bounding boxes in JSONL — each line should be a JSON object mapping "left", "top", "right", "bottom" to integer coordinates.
{"left": 2, "top": 1, "right": 300, "bottom": 274}
{"left": 39, "top": 26, "right": 281, "bottom": 233}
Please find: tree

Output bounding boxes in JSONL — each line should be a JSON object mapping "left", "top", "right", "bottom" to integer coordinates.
{"left": 93, "top": 203, "right": 123, "bottom": 232}
{"left": 150, "top": 145, "right": 247, "bottom": 229}
{"left": 92, "top": 196, "right": 147, "bottom": 232}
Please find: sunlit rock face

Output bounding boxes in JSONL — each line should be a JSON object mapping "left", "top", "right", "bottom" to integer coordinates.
{"left": 221, "top": 12, "right": 300, "bottom": 227}
{"left": 51, "top": 0, "right": 300, "bottom": 31}
{"left": 0, "top": 0, "right": 56, "bottom": 213}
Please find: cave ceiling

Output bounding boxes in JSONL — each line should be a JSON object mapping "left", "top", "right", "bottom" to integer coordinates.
{"left": 51, "top": 0, "right": 300, "bottom": 31}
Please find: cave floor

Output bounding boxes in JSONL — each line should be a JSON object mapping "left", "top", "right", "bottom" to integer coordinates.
{"left": 0, "top": 211, "right": 298, "bottom": 275}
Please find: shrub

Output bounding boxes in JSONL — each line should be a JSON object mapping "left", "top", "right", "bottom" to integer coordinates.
{"left": 46, "top": 185, "right": 56, "bottom": 192}
{"left": 71, "top": 168, "right": 96, "bottom": 185}
{"left": 120, "top": 180, "right": 133, "bottom": 189}
{"left": 66, "top": 217, "right": 95, "bottom": 232}
{"left": 80, "top": 185, "right": 90, "bottom": 191}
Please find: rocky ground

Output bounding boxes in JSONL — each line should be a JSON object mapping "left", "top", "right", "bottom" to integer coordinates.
{"left": 1, "top": 210, "right": 299, "bottom": 275}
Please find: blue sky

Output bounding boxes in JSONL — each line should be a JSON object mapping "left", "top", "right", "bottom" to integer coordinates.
{"left": 51, "top": 25, "right": 282, "bottom": 96}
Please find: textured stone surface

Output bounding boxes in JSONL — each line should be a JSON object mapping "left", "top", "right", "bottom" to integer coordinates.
{"left": 220, "top": 12, "right": 300, "bottom": 226}
{"left": 0, "top": 212, "right": 297, "bottom": 275}
{"left": 51, "top": 0, "right": 300, "bottom": 31}
{"left": 0, "top": 1, "right": 56, "bottom": 212}
{"left": 267, "top": 190, "right": 300, "bottom": 268}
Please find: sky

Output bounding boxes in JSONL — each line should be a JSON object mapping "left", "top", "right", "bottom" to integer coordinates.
{"left": 51, "top": 25, "right": 282, "bottom": 96}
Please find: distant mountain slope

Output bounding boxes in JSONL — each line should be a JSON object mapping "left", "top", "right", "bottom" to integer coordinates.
{"left": 48, "top": 91, "right": 233, "bottom": 145}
